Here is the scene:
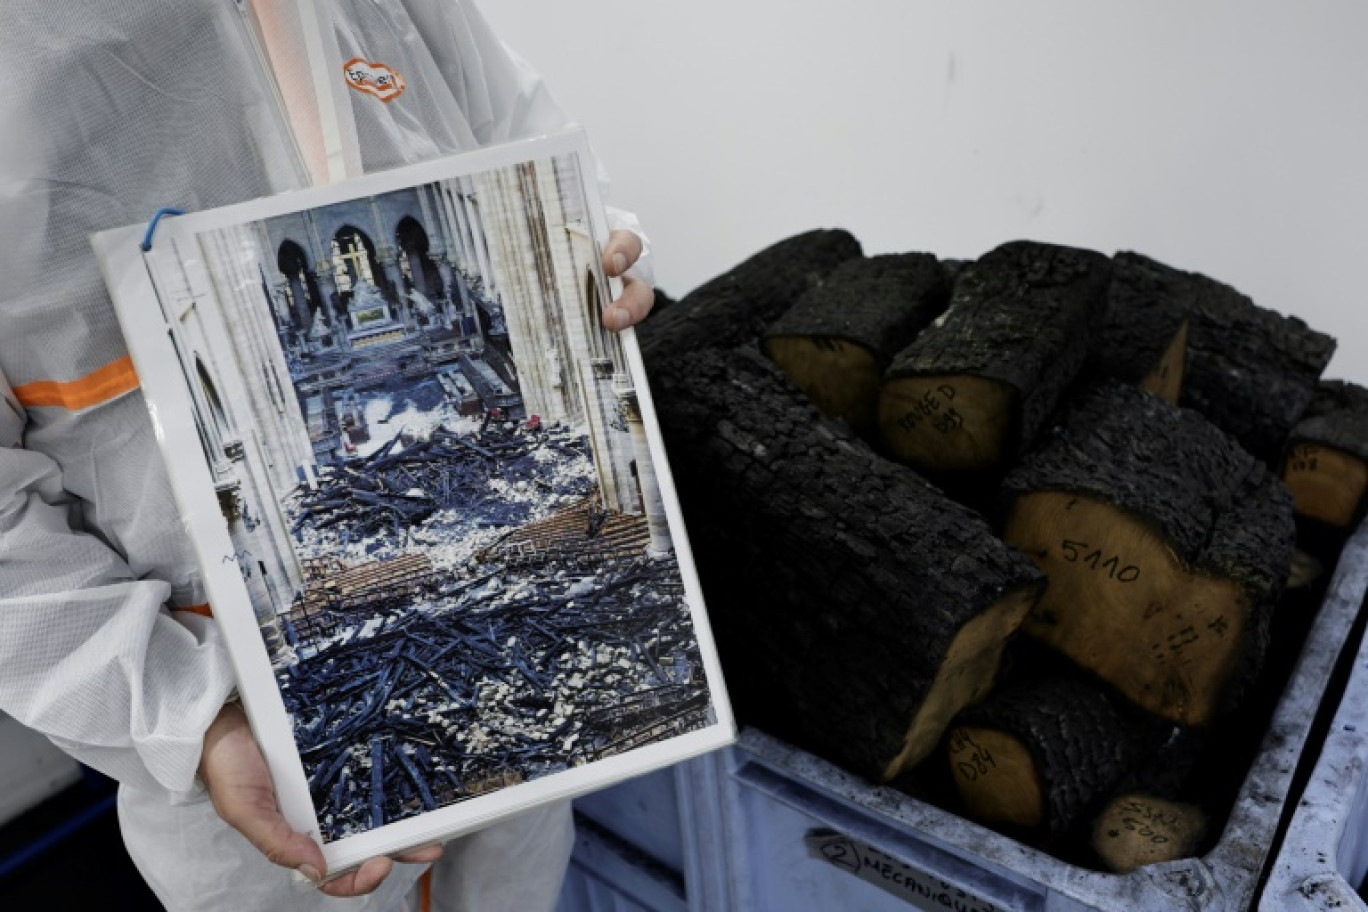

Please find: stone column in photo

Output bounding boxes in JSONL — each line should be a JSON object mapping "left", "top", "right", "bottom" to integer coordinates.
{"left": 617, "top": 389, "right": 673, "bottom": 556}
{"left": 377, "top": 251, "right": 413, "bottom": 330}
{"left": 285, "top": 273, "right": 312, "bottom": 336}
{"left": 433, "top": 254, "right": 458, "bottom": 328}
{"left": 314, "top": 266, "right": 347, "bottom": 350}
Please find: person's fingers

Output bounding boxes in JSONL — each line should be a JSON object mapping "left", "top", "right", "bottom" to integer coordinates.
{"left": 393, "top": 844, "right": 445, "bottom": 864}
{"left": 603, "top": 275, "right": 655, "bottom": 332}
{"left": 320, "top": 856, "right": 395, "bottom": 898}
{"left": 200, "top": 703, "right": 327, "bottom": 883}
{"left": 602, "top": 230, "right": 643, "bottom": 277}
{"left": 218, "top": 796, "right": 326, "bottom": 881}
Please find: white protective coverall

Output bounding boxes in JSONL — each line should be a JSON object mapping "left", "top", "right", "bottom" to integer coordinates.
{"left": 0, "top": 2, "right": 648, "bottom": 909}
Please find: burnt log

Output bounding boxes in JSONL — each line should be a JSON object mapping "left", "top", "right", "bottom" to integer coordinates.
{"left": 878, "top": 240, "right": 1111, "bottom": 472}
{"left": 650, "top": 346, "right": 1044, "bottom": 781}
{"left": 637, "top": 229, "right": 863, "bottom": 360}
{"left": 1112, "top": 252, "right": 1336, "bottom": 463}
{"left": 762, "top": 253, "right": 950, "bottom": 433}
{"left": 1002, "top": 382, "right": 1296, "bottom": 726}
{"left": 1087, "top": 252, "right": 1193, "bottom": 403}
{"left": 1091, "top": 792, "right": 1208, "bottom": 874}
{"left": 946, "top": 675, "right": 1167, "bottom": 835}
{"left": 1283, "top": 380, "right": 1368, "bottom": 530}
{"left": 1088, "top": 724, "right": 1209, "bottom": 871}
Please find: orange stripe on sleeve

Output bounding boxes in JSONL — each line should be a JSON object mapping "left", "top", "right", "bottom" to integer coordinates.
{"left": 12, "top": 356, "right": 140, "bottom": 410}
{"left": 176, "top": 604, "right": 215, "bottom": 619}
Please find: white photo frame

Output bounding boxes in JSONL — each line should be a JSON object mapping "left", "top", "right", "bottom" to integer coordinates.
{"left": 93, "top": 128, "right": 733, "bottom": 873}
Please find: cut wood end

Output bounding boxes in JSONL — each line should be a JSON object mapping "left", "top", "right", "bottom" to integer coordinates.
{"left": 882, "top": 583, "right": 1040, "bottom": 780}
{"left": 1092, "top": 793, "right": 1207, "bottom": 873}
{"left": 877, "top": 374, "right": 1015, "bottom": 471}
{"left": 1287, "top": 548, "right": 1325, "bottom": 591}
{"left": 1005, "top": 491, "right": 1251, "bottom": 726}
{"left": 1283, "top": 442, "right": 1368, "bottom": 529}
{"left": 947, "top": 725, "right": 1043, "bottom": 830}
{"left": 763, "top": 335, "right": 882, "bottom": 433}
{"left": 1139, "top": 317, "right": 1188, "bottom": 405}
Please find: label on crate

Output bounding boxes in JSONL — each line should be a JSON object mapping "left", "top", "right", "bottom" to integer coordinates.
{"left": 805, "top": 830, "right": 1001, "bottom": 912}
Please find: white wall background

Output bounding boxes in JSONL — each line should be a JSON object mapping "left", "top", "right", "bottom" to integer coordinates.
{"left": 486, "top": 1, "right": 1368, "bottom": 383}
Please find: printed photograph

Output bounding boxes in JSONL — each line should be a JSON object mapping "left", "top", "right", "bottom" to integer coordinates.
{"left": 153, "top": 152, "right": 715, "bottom": 841}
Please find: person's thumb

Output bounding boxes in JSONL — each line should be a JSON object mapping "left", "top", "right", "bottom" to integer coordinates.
{"left": 201, "top": 703, "right": 328, "bottom": 884}
{"left": 216, "top": 783, "right": 328, "bottom": 885}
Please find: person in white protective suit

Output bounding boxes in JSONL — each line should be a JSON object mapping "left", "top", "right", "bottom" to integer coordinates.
{"left": 0, "top": 2, "right": 654, "bottom": 909}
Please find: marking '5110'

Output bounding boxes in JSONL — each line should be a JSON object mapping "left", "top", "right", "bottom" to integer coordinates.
{"left": 1060, "top": 540, "right": 1140, "bottom": 582}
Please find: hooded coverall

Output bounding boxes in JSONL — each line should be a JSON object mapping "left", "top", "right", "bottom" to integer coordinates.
{"left": 0, "top": 2, "right": 648, "bottom": 908}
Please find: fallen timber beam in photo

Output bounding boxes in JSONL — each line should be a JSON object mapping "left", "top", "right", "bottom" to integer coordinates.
{"left": 946, "top": 674, "right": 1169, "bottom": 836}
{"left": 878, "top": 240, "right": 1111, "bottom": 473}
{"left": 1001, "top": 381, "right": 1296, "bottom": 726}
{"left": 762, "top": 252, "right": 950, "bottom": 434}
{"left": 636, "top": 229, "right": 863, "bottom": 360}
{"left": 649, "top": 345, "right": 1044, "bottom": 782}
{"left": 1283, "top": 379, "right": 1368, "bottom": 531}
{"left": 290, "top": 419, "right": 594, "bottom": 544}
{"left": 1086, "top": 251, "right": 1193, "bottom": 403}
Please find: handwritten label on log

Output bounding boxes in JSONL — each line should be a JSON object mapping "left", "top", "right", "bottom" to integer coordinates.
{"left": 1059, "top": 540, "right": 1140, "bottom": 582}
{"left": 1116, "top": 799, "right": 1176, "bottom": 845}
{"left": 948, "top": 729, "right": 997, "bottom": 783}
{"left": 897, "top": 385, "right": 960, "bottom": 435}
{"left": 805, "top": 830, "right": 1003, "bottom": 912}
{"left": 1287, "top": 444, "right": 1321, "bottom": 474}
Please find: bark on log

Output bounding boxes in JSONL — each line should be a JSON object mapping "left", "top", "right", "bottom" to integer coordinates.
{"left": 1087, "top": 252, "right": 1193, "bottom": 403}
{"left": 637, "top": 229, "right": 863, "bottom": 360}
{"left": 947, "top": 675, "right": 1167, "bottom": 835}
{"left": 1284, "top": 380, "right": 1368, "bottom": 529}
{"left": 1111, "top": 252, "right": 1337, "bottom": 463}
{"left": 763, "top": 253, "right": 951, "bottom": 433}
{"left": 651, "top": 346, "right": 1045, "bottom": 781}
{"left": 1002, "top": 382, "right": 1295, "bottom": 726}
{"left": 878, "top": 240, "right": 1111, "bottom": 472}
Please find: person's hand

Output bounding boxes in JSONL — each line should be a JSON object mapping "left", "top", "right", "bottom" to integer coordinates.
{"left": 199, "top": 702, "right": 443, "bottom": 897}
{"left": 601, "top": 230, "right": 655, "bottom": 331}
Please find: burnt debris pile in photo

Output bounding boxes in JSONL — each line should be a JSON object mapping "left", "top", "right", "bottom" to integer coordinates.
{"left": 290, "top": 419, "right": 594, "bottom": 542}
{"left": 280, "top": 551, "right": 707, "bottom": 841}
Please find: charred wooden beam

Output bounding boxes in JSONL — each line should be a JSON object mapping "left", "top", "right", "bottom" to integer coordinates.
{"left": 1111, "top": 251, "right": 1336, "bottom": 463}
{"left": 1283, "top": 380, "right": 1368, "bottom": 530}
{"left": 947, "top": 674, "right": 1168, "bottom": 835}
{"left": 1086, "top": 722, "right": 1209, "bottom": 871}
{"left": 637, "top": 229, "right": 863, "bottom": 361}
{"left": 878, "top": 240, "right": 1111, "bottom": 472}
{"left": 1002, "top": 381, "right": 1296, "bottom": 726}
{"left": 1086, "top": 252, "right": 1194, "bottom": 403}
{"left": 650, "top": 345, "right": 1044, "bottom": 781}
{"left": 762, "top": 253, "right": 950, "bottom": 433}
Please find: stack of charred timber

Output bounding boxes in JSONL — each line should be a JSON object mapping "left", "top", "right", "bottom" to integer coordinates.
{"left": 641, "top": 230, "right": 1360, "bottom": 873}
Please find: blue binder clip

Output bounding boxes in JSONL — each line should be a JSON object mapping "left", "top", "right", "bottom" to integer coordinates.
{"left": 140, "top": 207, "right": 187, "bottom": 252}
